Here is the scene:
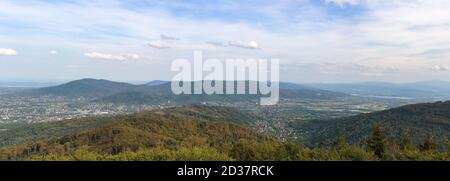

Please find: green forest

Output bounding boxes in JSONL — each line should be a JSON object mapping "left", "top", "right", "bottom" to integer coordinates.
{"left": 0, "top": 106, "right": 448, "bottom": 161}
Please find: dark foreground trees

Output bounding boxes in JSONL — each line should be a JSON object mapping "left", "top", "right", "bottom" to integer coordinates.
{"left": 0, "top": 115, "right": 448, "bottom": 161}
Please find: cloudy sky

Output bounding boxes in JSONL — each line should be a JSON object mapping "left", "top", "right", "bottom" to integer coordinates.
{"left": 1, "top": 0, "right": 450, "bottom": 83}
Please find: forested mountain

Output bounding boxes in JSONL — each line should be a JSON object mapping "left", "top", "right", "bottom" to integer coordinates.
{"left": 1, "top": 105, "right": 448, "bottom": 161}
{"left": 16, "top": 79, "right": 450, "bottom": 100}
{"left": 22, "top": 79, "right": 141, "bottom": 98}
{"left": 14, "top": 78, "right": 348, "bottom": 104}
{"left": 0, "top": 106, "right": 259, "bottom": 148}
{"left": 0, "top": 106, "right": 278, "bottom": 160}
{"left": 294, "top": 101, "right": 450, "bottom": 147}
{"left": 3, "top": 79, "right": 450, "bottom": 160}
{"left": 96, "top": 81, "right": 348, "bottom": 105}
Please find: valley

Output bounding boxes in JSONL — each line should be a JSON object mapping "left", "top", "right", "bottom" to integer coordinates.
{"left": 0, "top": 79, "right": 413, "bottom": 144}
{"left": 0, "top": 79, "right": 449, "bottom": 161}
{"left": 0, "top": 105, "right": 448, "bottom": 161}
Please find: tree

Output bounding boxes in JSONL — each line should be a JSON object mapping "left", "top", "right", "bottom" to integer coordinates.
{"left": 399, "top": 128, "right": 412, "bottom": 150}
{"left": 444, "top": 136, "right": 450, "bottom": 152}
{"left": 419, "top": 134, "right": 437, "bottom": 151}
{"left": 334, "top": 132, "right": 348, "bottom": 149}
{"left": 367, "top": 122, "right": 387, "bottom": 158}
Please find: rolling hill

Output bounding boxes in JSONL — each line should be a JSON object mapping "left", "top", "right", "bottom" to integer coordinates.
{"left": 293, "top": 100, "right": 450, "bottom": 147}
{"left": 17, "top": 79, "right": 450, "bottom": 102}
{"left": 96, "top": 81, "right": 348, "bottom": 105}
{"left": 0, "top": 105, "right": 260, "bottom": 148}
{"left": 0, "top": 105, "right": 449, "bottom": 160}
{"left": 21, "top": 79, "right": 141, "bottom": 98}
{"left": 15, "top": 79, "right": 348, "bottom": 104}
{"left": 0, "top": 106, "right": 281, "bottom": 161}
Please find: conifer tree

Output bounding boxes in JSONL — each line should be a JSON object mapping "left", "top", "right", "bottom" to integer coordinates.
{"left": 367, "top": 122, "right": 387, "bottom": 158}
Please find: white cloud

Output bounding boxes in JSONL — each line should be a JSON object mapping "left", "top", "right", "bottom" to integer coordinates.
{"left": 84, "top": 52, "right": 140, "bottom": 61}
{"left": 125, "top": 54, "right": 140, "bottom": 60}
{"left": 147, "top": 41, "right": 171, "bottom": 49}
{"left": 228, "top": 40, "right": 259, "bottom": 49}
{"left": 206, "top": 41, "right": 226, "bottom": 47}
{"left": 0, "top": 48, "right": 17, "bottom": 56}
{"left": 84, "top": 52, "right": 125, "bottom": 61}
{"left": 49, "top": 50, "right": 58, "bottom": 55}
{"left": 160, "top": 34, "right": 179, "bottom": 40}
{"left": 325, "top": 0, "right": 360, "bottom": 7}
{"left": 431, "top": 65, "right": 450, "bottom": 71}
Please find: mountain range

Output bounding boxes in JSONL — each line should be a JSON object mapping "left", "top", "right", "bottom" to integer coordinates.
{"left": 13, "top": 79, "right": 450, "bottom": 102}
{"left": 18, "top": 79, "right": 348, "bottom": 104}
{"left": 2, "top": 78, "right": 450, "bottom": 156}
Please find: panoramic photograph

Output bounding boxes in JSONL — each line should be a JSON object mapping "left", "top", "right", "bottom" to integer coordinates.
{"left": 0, "top": 0, "right": 449, "bottom": 179}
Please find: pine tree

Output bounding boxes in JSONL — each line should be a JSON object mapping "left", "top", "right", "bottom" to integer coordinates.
{"left": 367, "top": 122, "right": 387, "bottom": 158}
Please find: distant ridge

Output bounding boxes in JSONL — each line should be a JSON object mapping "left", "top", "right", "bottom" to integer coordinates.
{"left": 145, "top": 80, "right": 168, "bottom": 86}
{"left": 15, "top": 79, "right": 348, "bottom": 104}
{"left": 97, "top": 81, "right": 348, "bottom": 105}
{"left": 23, "top": 78, "right": 140, "bottom": 98}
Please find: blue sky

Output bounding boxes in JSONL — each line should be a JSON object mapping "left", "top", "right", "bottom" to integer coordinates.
{"left": 1, "top": 0, "right": 450, "bottom": 83}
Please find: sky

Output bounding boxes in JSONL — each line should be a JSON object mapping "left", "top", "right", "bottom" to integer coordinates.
{"left": 1, "top": 0, "right": 450, "bottom": 83}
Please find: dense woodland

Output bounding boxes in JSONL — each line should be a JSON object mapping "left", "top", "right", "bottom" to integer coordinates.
{"left": 294, "top": 101, "right": 450, "bottom": 147}
{"left": 0, "top": 106, "right": 448, "bottom": 161}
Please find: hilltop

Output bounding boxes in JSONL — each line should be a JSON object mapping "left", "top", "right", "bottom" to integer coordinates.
{"left": 295, "top": 100, "right": 450, "bottom": 147}
{"left": 0, "top": 106, "right": 281, "bottom": 160}
{"left": 22, "top": 79, "right": 141, "bottom": 98}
